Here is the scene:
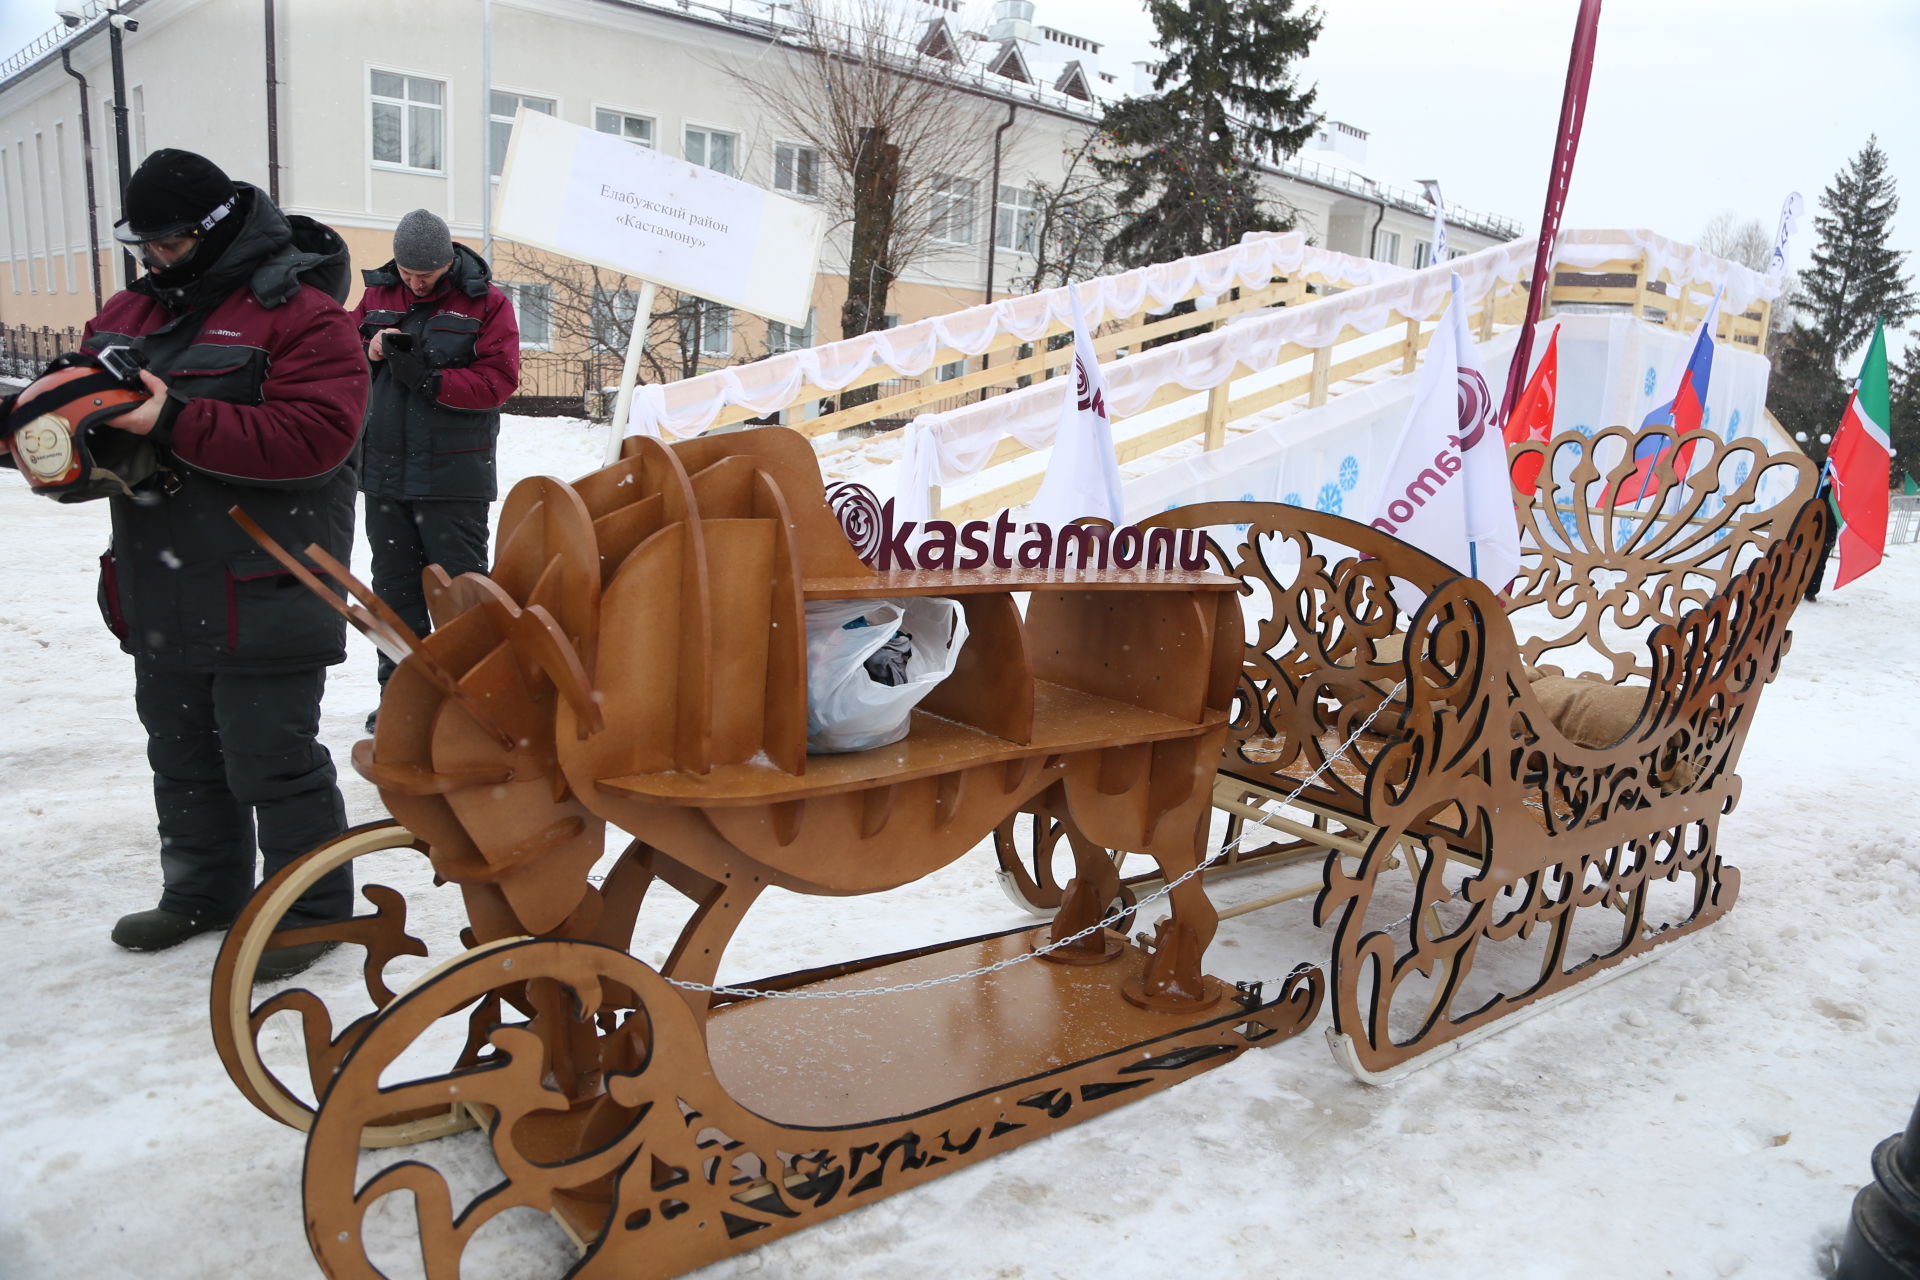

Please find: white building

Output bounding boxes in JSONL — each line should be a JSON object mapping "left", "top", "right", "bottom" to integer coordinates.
{"left": 0, "top": 0, "right": 1520, "bottom": 396}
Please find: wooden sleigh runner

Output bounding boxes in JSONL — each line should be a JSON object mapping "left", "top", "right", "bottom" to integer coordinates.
{"left": 994, "top": 424, "right": 1826, "bottom": 1080}
{"left": 207, "top": 426, "right": 1322, "bottom": 1279}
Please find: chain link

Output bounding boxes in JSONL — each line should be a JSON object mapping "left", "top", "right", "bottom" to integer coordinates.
{"left": 661, "top": 683, "right": 1409, "bottom": 1002}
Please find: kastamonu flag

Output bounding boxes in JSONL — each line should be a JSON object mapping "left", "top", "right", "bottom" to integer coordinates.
{"left": 1368, "top": 272, "right": 1521, "bottom": 597}
{"left": 1028, "top": 287, "right": 1125, "bottom": 527}
{"left": 1829, "top": 319, "right": 1892, "bottom": 588}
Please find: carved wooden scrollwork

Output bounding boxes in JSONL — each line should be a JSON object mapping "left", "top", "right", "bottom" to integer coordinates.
{"left": 1317, "top": 497, "right": 1828, "bottom": 1073}
{"left": 1507, "top": 426, "right": 1816, "bottom": 680}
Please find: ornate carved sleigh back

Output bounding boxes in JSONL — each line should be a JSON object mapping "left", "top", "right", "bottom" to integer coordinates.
{"left": 1506, "top": 425, "right": 1818, "bottom": 681}
{"left": 1138, "top": 425, "right": 1829, "bottom": 1077}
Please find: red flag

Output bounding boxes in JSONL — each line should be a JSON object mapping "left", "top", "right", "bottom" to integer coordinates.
{"left": 1505, "top": 327, "right": 1559, "bottom": 494}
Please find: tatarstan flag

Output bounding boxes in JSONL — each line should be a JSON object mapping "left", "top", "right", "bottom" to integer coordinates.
{"left": 1829, "top": 319, "right": 1892, "bottom": 589}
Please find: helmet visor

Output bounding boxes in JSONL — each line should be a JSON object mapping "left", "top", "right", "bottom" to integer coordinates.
{"left": 111, "top": 194, "right": 238, "bottom": 246}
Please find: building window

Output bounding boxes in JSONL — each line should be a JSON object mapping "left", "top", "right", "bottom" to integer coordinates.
{"left": 929, "top": 175, "right": 977, "bottom": 245}
{"left": 767, "top": 307, "right": 817, "bottom": 354}
{"left": 500, "top": 282, "right": 552, "bottom": 348}
{"left": 372, "top": 71, "right": 445, "bottom": 171}
{"left": 592, "top": 286, "right": 640, "bottom": 351}
{"left": 1374, "top": 229, "right": 1401, "bottom": 265}
{"left": 937, "top": 358, "right": 968, "bottom": 381}
{"left": 130, "top": 85, "right": 147, "bottom": 162}
{"left": 489, "top": 91, "right": 554, "bottom": 178}
{"left": 996, "top": 185, "right": 1039, "bottom": 254}
{"left": 595, "top": 109, "right": 654, "bottom": 148}
{"left": 680, "top": 299, "right": 733, "bottom": 357}
{"left": 1413, "top": 239, "right": 1432, "bottom": 269}
{"left": 684, "top": 126, "right": 738, "bottom": 177}
{"left": 773, "top": 142, "right": 818, "bottom": 198}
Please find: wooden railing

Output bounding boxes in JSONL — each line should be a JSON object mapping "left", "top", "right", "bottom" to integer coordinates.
{"left": 936, "top": 278, "right": 1531, "bottom": 521}
{"left": 1546, "top": 253, "right": 1772, "bottom": 350}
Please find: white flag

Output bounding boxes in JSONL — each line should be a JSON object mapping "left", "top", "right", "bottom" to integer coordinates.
{"left": 1028, "top": 287, "right": 1125, "bottom": 526}
{"left": 1368, "top": 273, "right": 1521, "bottom": 599}
{"left": 1420, "top": 180, "right": 1448, "bottom": 265}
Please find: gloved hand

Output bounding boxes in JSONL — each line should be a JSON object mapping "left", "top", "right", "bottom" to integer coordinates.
{"left": 383, "top": 344, "right": 432, "bottom": 391}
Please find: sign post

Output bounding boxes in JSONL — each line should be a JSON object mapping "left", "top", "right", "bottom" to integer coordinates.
{"left": 493, "top": 109, "right": 828, "bottom": 461}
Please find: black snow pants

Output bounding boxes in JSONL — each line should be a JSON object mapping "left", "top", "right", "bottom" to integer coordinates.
{"left": 134, "top": 659, "right": 350, "bottom": 924}
{"left": 366, "top": 497, "right": 491, "bottom": 688}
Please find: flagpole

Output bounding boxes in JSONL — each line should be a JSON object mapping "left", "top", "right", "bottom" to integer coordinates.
{"left": 1500, "top": 0, "right": 1604, "bottom": 426}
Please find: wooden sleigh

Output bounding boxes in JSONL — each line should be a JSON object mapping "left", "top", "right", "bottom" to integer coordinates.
{"left": 993, "top": 424, "right": 1826, "bottom": 1080}
{"left": 207, "top": 426, "right": 1321, "bottom": 1279}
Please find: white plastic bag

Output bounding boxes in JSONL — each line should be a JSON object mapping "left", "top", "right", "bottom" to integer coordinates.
{"left": 803, "top": 597, "right": 969, "bottom": 753}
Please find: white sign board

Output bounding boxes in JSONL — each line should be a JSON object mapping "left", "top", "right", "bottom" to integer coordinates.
{"left": 493, "top": 109, "right": 827, "bottom": 327}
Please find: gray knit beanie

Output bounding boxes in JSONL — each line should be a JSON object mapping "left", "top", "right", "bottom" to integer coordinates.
{"left": 392, "top": 208, "right": 454, "bottom": 270}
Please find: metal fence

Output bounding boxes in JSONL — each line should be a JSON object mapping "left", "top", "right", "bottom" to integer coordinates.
{"left": 0, "top": 324, "right": 85, "bottom": 382}
{"left": 1892, "top": 495, "right": 1920, "bottom": 546}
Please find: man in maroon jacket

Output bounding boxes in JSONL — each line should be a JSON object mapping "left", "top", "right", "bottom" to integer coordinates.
{"left": 352, "top": 209, "right": 519, "bottom": 726}
{"left": 68, "top": 150, "right": 366, "bottom": 980}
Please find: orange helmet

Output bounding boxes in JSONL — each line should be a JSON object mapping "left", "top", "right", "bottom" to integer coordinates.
{"left": 3, "top": 351, "right": 161, "bottom": 502}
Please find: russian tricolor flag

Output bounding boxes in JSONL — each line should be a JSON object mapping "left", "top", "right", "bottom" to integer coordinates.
{"left": 1613, "top": 290, "right": 1721, "bottom": 506}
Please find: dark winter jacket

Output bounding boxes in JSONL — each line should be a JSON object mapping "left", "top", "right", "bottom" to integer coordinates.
{"left": 83, "top": 183, "right": 366, "bottom": 672}
{"left": 352, "top": 244, "right": 519, "bottom": 501}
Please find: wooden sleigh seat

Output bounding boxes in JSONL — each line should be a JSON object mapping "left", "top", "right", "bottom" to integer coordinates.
{"left": 996, "top": 424, "right": 1825, "bottom": 1078}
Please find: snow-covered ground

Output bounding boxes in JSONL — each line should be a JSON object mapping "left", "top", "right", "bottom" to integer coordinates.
{"left": 1, "top": 415, "right": 1916, "bottom": 1279}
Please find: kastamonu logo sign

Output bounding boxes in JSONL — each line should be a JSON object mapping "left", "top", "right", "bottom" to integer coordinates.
{"left": 825, "top": 482, "right": 1208, "bottom": 572}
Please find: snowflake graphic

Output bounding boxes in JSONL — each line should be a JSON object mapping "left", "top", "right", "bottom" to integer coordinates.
{"left": 1558, "top": 510, "right": 1579, "bottom": 538}
{"left": 1734, "top": 459, "right": 1751, "bottom": 485}
{"left": 1241, "top": 492, "right": 1257, "bottom": 503}
{"left": 1567, "top": 441, "right": 1586, "bottom": 458}
{"left": 1643, "top": 367, "right": 1658, "bottom": 396}
{"left": 1702, "top": 406, "right": 1713, "bottom": 433}
{"left": 1316, "top": 482, "right": 1342, "bottom": 515}
{"left": 1615, "top": 517, "right": 1636, "bottom": 545}
{"left": 1728, "top": 408, "right": 1743, "bottom": 436}
{"left": 1282, "top": 491, "right": 1303, "bottom": 507}
{"left": 1576, "top": 422, "right": 1595, "bottom": 437}
{"left": 1339, "top": 455, "right": 1360, "bottom": 492}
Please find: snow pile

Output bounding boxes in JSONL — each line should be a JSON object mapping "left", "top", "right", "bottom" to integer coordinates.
{"left": 0, "top": 415, "right": 1914, "bottom": 1278}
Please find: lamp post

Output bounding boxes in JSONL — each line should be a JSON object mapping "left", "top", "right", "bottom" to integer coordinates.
{"left": 57, "top": 5, "right": 140, "bottom": 287}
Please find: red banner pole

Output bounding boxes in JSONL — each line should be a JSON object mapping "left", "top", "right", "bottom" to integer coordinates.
{"left": 1501, "top": 0, "right": 1604, "bottom": 423}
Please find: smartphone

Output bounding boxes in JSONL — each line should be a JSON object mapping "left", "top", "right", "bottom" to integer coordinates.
{"left": 383, "top": 331, "right": 415, "bottom": 353}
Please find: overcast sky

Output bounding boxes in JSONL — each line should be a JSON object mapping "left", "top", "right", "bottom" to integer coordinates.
{"left": 1039, "top": 0, "right": 1919, "bottom": 347}
{"left": 3, "top": 0, "right": 1914, "bottom": 345}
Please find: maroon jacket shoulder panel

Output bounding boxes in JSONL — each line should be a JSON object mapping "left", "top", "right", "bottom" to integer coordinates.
{"left": 91, "top": 284, "right": 367, "bottom": 486}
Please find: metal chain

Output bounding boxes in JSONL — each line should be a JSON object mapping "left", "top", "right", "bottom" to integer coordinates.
{"left": 660, "top": 683, "right": 1409, "bottom": 1002}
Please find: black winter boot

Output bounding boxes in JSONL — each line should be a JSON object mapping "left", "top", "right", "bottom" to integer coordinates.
{"left": 111, "top": 907, "right": 234, "bottom": 952}
{"left": 254, "top": 940, "right": 339, "bottom": 984}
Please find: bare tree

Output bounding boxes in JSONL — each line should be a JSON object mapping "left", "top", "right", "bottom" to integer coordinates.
{"left": 493, "top": 242, "right": 744, "bottom": 411}
{"left": 1696, "top": 212, "right": 1799, "bottom": 343}
{"left": 724, "top": 0, "right": 1006, "bottom": 356}
{"left": 1009, "top": 131, "right": 1124, "bottom": 295}
{"left": 1699, "top": 211, "right": 1772, "bottom": 271}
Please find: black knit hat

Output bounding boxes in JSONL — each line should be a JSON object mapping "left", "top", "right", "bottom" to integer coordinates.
{"left": 113, "top": 149, "right": 239, "bottom": 244}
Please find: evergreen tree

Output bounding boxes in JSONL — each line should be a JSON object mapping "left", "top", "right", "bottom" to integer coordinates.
{"left": 1892, "top": 336, "right": 1920, "bottom": 482}
{"left": 1798, "top": 137, "right": 1918, "bottom": 369}
{"left": 1095, "top": 0, "right": 1321, "bottom": 268}
{"left": 1768, "top": 325, "right": 1847, "bottom": 466}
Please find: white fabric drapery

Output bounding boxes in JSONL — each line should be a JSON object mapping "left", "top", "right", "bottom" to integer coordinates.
{"left": 1555, "top": 228, "right": 1785, "bottom": 313}
{"left": 622, "top": 230, "right": 1411, "bottom": 442}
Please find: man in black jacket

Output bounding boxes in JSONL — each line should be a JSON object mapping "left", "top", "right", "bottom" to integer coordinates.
{"left": 4, "top": 150, "right": 367, "bottom": 979}
{"left": 352, "top": 210, "right": 520, "bottom": 728}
